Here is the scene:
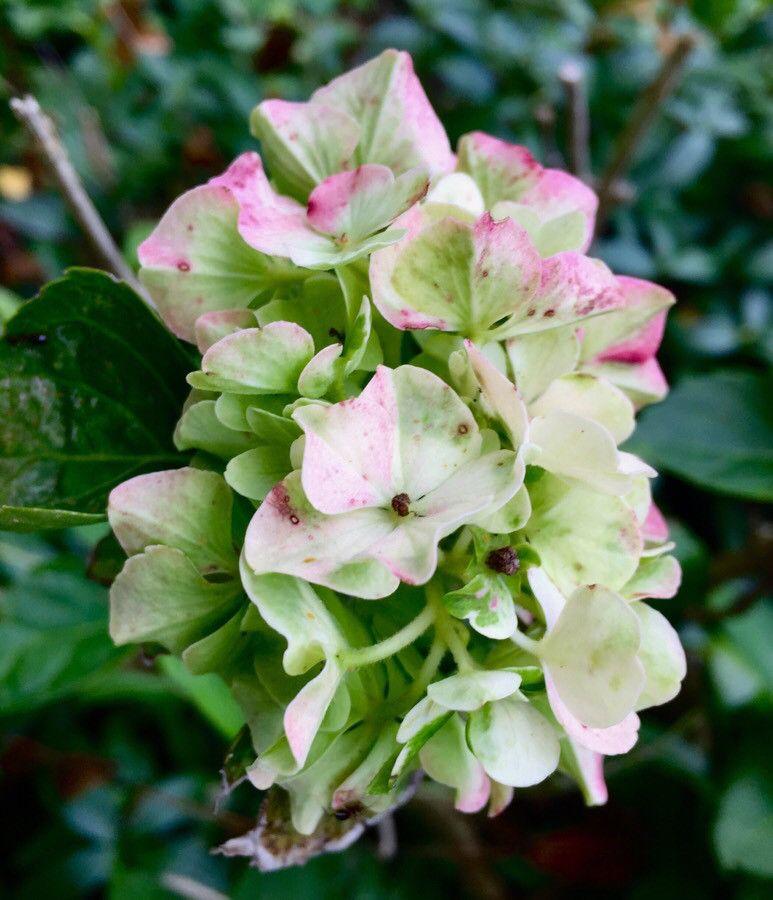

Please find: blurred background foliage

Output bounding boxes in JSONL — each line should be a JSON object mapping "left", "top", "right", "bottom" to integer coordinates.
{"left": 1, "top": 0, "right": 771, "bottom": 897}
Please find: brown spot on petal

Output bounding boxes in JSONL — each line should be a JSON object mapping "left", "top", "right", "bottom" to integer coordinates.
{"left": 391, "top": 493, "right": 411, "bottom": 517}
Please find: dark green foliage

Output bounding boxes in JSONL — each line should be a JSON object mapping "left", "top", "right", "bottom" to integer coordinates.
{"left": 0, "top": 269, "right": 191, "bottom": 527}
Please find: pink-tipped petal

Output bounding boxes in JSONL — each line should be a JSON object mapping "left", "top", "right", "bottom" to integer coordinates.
{"left": 457, "top": 132, "right": 542, "bottom": 206}
{"left": 519, "top": 168, "right": 598, "bottom": 252}
{"left": 314, "top": 49, "right": 454, "bottom": 179}
{"left": 570, "top": 743, "right": 608, "bottom": 805}
{"left": 643, "top": 502, "right": 669, "bottom": 543}
{"left": 546, "top": 675, "right": 640, "bottom": 756}
{"left": 598, "top": 310, "right": 667, "bottom": 364}
{"left": 293, "top": 367, "right": 399, "bottom": 515}
{"left": 212, "top": 151, "right": 331, "bottom": 266}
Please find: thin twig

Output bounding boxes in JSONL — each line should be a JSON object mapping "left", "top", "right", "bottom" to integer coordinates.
{"left": 595, "top": 32, "right": 697, "bottom": 232}
{"left": 376, "top": 813, "right": 398, "bottom": 860}
{"left": 161, "top": 874, "right": 229, "bottom": 900}
{"left": 533, "top": 102, "right": 564, "bottom": 169}
{"left": 9, "top": 94, "right": 151, "bottom": 302}
{"left": 559, "top": 60, "right": 591, "bottom": 182}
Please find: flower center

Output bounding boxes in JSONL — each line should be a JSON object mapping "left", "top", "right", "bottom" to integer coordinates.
{"left": 391, "top": 493, "right": 411, "bottom": 517}
{"left": 486, "top": 546, "right": 520, "bottom": 576}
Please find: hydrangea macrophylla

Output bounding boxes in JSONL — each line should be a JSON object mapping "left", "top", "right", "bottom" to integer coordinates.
{"left": 105, "top": 49, "right": 686, "bottom": 866}
{"left": 243, "top": 364, "right": 521, "bottom": 599}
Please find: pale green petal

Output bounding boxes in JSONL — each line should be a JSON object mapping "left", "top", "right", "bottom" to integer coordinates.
{"left": 426, "top": 172, "right": 485, "bottom": 216}
{"left": 297, "top": 343, "right": 343, "bottom": 399}
{"left": 526, "top": 411, "right": 639, "bottom": 495}
{"left": 175, "top": 400, "right": 257, "bottom": 459}
{"left": 109, "top": 545, "right": 241, "bottom": 652}
{"left": 622, "top": 555, "right": 682, "bottom": 601}
{"left": 542, "top": 584, "right": 645, "bottom": 728}
{"left": 530, "top": 373, "right": 635, "bottom": 444}
{"left": 526, "top": 471, "right": 642, "bottom": 594}
{"left": 194, "top": 308, "right": 257, "bottom": 353}
{"left": 239, "top": 563, "right": 346, "bottom": 674}
{"left": 465, "top": 340, "right": 529, "bottom": 447}
{"left": 631, "top": 602, "right": 686, "bottom": 710}
{"left": 470, "top": 482, "right": 531, "bottom": 534}
{"left": 468, "top": 697, "right": 560, "bottom": 787}
{"left": 428, "top": 670, "right": 522, "bottom": 712}
{"left": 225, "top": 446, "right": 291, "bottom": 501}
{"left": 197, "top": 322, "right": 315, "bottom": 395}
{"left": 108, "top": 467, "right": 236, "bottom": 574}
{"left": 413, "top": 450, "right": 520, "bottom": 533}
{"left": 506, "top": 327, "right": 580, "bottom": 403}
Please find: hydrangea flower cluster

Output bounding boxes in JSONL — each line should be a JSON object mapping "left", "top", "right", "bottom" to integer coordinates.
{"left": 107, "top": 50, "right": 685, "bottom": 856}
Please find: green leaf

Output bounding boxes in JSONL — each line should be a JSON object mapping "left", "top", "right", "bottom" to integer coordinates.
{"left": 157, "top": 654, "right": 245, "bottom": 739}
{"left": 629, "top": 371, "right": 773, "bottom": 501}
{"left": 0, "top": 506, "right": 106, "bottom": 531}
{"left": 0, "top": 557, "right": 126, "bottom": 714}
{"left": 714, "top": 773, "right": 773, "bottom": 878}
{"left": 0, "top": 269, "right": 191, "bottom": 530}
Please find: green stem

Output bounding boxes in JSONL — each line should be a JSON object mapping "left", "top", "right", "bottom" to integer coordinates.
{"left": 382, "top": 634, "right": 446, "bottom": 719}
{"left": 338, "top": 603, "right": 435, "bottom": 670}
{"left": 426, "top": 579, "right": 476, "bottom": 673}
{"left": 510, "top": 629, "right": 542, "bottom": 656}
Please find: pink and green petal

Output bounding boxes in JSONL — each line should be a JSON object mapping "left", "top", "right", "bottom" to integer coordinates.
{"left": 372, "top": 211, "right": 541, "bottom": 338}
{"left": 494, "top": 252, "right": 621, "bottom": 339}
{"left": 420, "top": 714, "right": 492, "bottom": 813}
{"left": 108, "top": 467, "right": 236, "bottom": 574}
{"left": 583, "top": 357, "right": 669, "bottom": 407}
{"left": 138, "top": 165, "right": 301, "bottom": 342}
{"left": 250, "top": 98, "right": 360, "bottom": 200}
{"left": 456, "top": 132, "right": 542, "bottom": 207}
{"left": 311, "top": 49, "right": 455, "bottom": 179}
{"left": 546, "top": 675, "right": 641, "bottom": 755}
{"left": 579, "top": 276, "right": 674, "bottom": 362}
{"left": 306, "top": 164, "right": 428, "bottom": 242}
{"left": 243, "top": 473, "right": 397, "bottom": 599}
{"left": 541, "top": 584, "right": 645, "bottom": 729}
{"left": 283, "top": 659, "right": 344, "bottom": 767}
{"left": 464, "top": 340, "right": 529, "bottom": 447}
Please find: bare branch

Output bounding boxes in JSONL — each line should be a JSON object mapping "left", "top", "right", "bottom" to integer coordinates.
{"left": 559, "top": 60, "right": 591, "bottom": 182}
{"left": 596, "top": 33, "right": 697, "bottom": 232}
{"left": 533, "top": 102, "right": 564, "bottom": 169}
{"left": 9, "top": 94, "right": 152, "bottom": 303}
